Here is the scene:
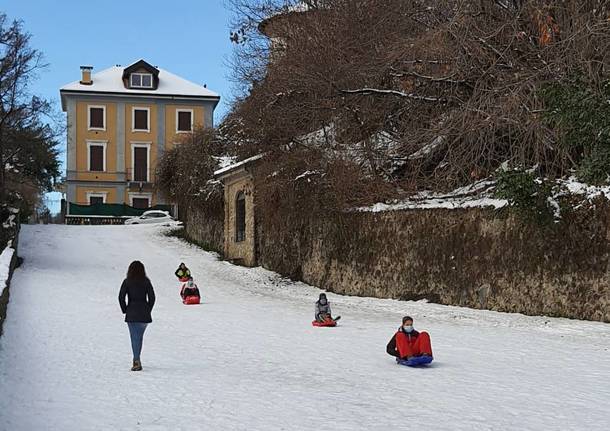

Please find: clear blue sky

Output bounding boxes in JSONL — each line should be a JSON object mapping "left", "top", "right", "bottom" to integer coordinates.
{"left": 2, "top": 0, "right": 235, "bottom": 212}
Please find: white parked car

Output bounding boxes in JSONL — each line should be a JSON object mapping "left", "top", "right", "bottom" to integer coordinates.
{"left": 124, "top": 210, "right": 175, "bottom": 225}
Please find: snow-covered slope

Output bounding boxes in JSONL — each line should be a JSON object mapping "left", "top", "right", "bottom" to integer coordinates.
{"left": 0, "top": 225, "right": 608, "bottom": 430}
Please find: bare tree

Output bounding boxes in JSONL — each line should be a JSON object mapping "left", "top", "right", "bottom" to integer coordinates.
{"left": 225, "top": 0, "right": 610, "bottom": 198}
{"left": 0, "top": 13, "right": 56, "bottom": 203}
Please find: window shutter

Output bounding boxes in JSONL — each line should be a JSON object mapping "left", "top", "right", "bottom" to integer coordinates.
{"left": 178, "top": 111, "right": 192, "bottom": 131}
{"left": 133, "top": 147, "right": 148, "bottom": 181}
{"left": 90, "top": 108, "right": 104, "bottom": 128}
{"left": 134, "top": 109, "right": 148, "bottom": 130}
{"left": 90, "top": 145, "right": 104, "bottom": 171}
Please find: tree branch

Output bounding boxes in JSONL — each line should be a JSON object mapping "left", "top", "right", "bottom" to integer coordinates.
{"left": 390, "top": 68, "right": 468, "bottom": 85}
{"left": 341, "top": 88, "right": 447, "bottom": 102}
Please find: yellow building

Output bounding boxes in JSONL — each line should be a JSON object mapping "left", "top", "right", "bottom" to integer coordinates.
{"left": 60, "top": 59, "right": 220, "bottom": 213}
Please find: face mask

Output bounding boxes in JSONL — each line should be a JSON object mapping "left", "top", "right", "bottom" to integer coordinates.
{"left": 403, "top": 325, "right": 414, "bottom": 333}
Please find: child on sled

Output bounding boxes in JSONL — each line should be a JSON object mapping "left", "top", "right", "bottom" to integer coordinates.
{"left": 386, "top": 316, "right": 433, "bottom": 362}
{"left": 314, "top": 293, "right": 340, "bottom": 323}
{"left": 175, "top": 262, "right": 192, "bottom": 282}
{"left": 180, "top": 277, "right": 201, "bottom": 304}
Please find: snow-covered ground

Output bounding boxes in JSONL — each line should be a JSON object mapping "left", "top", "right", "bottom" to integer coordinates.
{"left": 1, "top": 225, "right": 609, "bottom": 431}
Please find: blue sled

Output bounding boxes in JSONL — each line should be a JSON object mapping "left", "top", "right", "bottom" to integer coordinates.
{"left": 397, "top": 356, "right": 433, "bottom": 367}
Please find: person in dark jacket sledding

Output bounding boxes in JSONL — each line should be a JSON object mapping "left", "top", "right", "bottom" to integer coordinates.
{"left": 118, "top": 261, "right": 156, "bottom": 371}
{"left": 315, "top": 293, "right": 340, "bottom": 322}
{"left": 386, "top": 316, "right": 433, "bottom": 360}
{"left": 175, "top": 262, "right": 191, "bottom": 282}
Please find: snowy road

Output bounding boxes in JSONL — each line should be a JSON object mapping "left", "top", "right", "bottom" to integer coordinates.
{"left": 1, "top": 225, "right": 609, "bottom": 431}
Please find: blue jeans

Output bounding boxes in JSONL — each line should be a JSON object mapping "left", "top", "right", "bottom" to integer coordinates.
{"left": 127, "top": 322, "right": 148, "bottom": 361}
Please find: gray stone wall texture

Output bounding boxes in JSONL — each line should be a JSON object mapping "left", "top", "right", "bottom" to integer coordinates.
{"left": 257, "top": 204, "right": 610, "bottom": 322}
{"left": 183, "top": 204, "right": 224, "bottom": 255}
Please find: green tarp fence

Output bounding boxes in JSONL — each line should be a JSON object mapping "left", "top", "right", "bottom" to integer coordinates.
{"left": 68, "top": 203, "right": 173, "bottom": 217}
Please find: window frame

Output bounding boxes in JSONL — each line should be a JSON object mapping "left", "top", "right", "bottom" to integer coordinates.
{"left": 130, "top": 142, "right": 152, "bottom": 182}
{"left": 131, "top": 106, "right": 150, "bottom": 132}
{"left": 86, "top": 191, "right": 107, "bottom": 205}
{"left": 235, "top": 191, "right": 246, "bottom": 243}
{"left": 86, "top": 140, "right": 107, "bottom": 172}
{"left": 87, "top": 105, "right": 106, "bottom": 131}
{"left": 176, "top": 109, "right": 194, "bottom": 133}
{"left": 130, "top": 73, "right": 153, "bottom": 89}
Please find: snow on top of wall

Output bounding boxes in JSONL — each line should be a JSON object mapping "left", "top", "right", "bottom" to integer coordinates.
{"left": 355, "top": 176, "right": 610, "bottom": 214}
{"left": 60, "top": 66, "right": 219, "bottom": 98}
{"left": 359, "top": 197, "right": 508, "bottom": 213}
{"left": 356, "top": 179, "right": 505, "bottom": 213}
{"left": 0, "top": 246, "right": 15, "bottom": 288}
{"left": 412, "top": 179, "right": 495, "bottom": 200}
{"left": 213, "top": 154, "right": 264, "bottom": 177}
{"left": 559, "top": 177, "right": 610, "bottom": 200}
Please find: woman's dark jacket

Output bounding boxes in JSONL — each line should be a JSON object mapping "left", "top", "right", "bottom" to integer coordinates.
{"left": 118, "top": 278, "right": 156, "bottom": 323}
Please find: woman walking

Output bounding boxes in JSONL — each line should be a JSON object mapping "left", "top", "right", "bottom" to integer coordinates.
{"left": 118, "top": 261, "right": 156, "bottom": 371}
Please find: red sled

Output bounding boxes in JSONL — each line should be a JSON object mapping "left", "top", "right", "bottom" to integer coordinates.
{"left": 183, "top": 295, "right": 200, "bottom": 305}
{"left": 178, "top": 277, "right": 190, "bottom": 282}
{"left": 312, "top": 319, "right": 337, "bottom": 327}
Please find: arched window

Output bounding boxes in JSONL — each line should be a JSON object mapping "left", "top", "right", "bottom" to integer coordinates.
{"left": 235, "top": 191, "right": 246, "bottom": 242}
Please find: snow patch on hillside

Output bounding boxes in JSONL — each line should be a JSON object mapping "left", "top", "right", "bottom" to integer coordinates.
{"left": 357, "top": 176, "right": 610, "bottom": 213}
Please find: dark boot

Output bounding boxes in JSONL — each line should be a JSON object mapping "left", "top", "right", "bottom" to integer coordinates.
{"left": 131, "top": 359, "right": 142, "bottom": 371}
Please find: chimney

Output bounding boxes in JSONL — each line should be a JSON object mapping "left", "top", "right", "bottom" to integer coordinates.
{"left": 80, "top": 65, "right": 93, "bottom": 85}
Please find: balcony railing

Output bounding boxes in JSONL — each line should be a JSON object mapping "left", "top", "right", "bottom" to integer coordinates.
{"left": 65, "top": 170, "right": 155, "bottom": 185}
{"left": 66, "top": 170, "right": 125, "bottom": 181}
{"left": 126, "top": 168, "right": 154, "bottom": 183}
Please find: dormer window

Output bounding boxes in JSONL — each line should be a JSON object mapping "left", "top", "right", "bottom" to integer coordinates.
{"left": 130, "top": 73, "right": 153, "bottom": 89}
{"left": 122, "top": 60, "right": 159, "bottom": 90}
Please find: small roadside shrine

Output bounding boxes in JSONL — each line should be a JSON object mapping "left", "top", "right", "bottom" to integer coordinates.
{"left": 213, "top": 155, "right": 262, "bottom": 267}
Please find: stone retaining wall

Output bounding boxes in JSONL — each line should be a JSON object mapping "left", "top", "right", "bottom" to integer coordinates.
{"left": 257, "top": 204, "right": 610, "bottom": 322}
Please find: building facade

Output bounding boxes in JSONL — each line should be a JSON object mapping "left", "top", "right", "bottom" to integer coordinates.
{"left": 60, "top": 60, "right": 220, "bottom": 210}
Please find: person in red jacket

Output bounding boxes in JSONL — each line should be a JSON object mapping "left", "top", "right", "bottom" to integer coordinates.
{"left": 386, "top": 316, "right": 433, "bottom": 360}
{"left": 180, "top": 278, "right": 201, "bottom": 300}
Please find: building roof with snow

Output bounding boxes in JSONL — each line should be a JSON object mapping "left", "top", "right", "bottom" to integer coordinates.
{"left": 60, "top": 59, "right": 220, "bottom": 110}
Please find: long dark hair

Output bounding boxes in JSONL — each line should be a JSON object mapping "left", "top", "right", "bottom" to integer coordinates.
{"left": 127, "top": 260, "right": 147, "bottom": 281}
